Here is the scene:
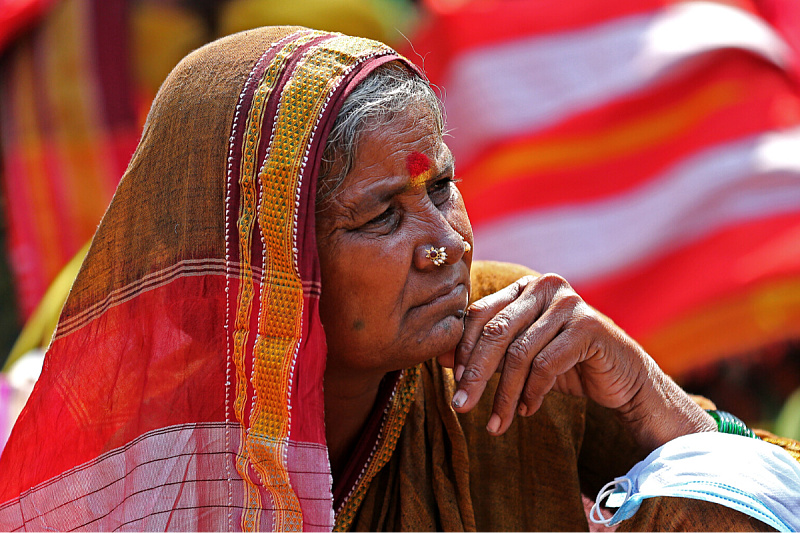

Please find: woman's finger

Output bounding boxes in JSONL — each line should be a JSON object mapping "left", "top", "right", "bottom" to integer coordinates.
{"left": 453, "top": 275, "right": 536, "bottom": 382}
{"left": 486, "top": 301, "right": 566, "bottom": 434}
{"left": 452, "top": 287, "right": 537, "bottom": 414}
{"left": 519, "top": 332, "right": 582, "bottom": 416}
{"left": 453, "top": 274, "right": 568, "bottom": 415}
{"left": 516, "top": 286, "right": 597, "bottom": 415}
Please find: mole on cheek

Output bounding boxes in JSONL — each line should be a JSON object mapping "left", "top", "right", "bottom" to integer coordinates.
{"left": 352, "top": 319, "right": 365, "bottom": 331}
{"left": 406, "top": 151, "right": 431, "bottom": 188}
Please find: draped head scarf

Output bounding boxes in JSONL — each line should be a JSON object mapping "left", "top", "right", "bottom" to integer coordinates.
{"left": 0, "top": 27, "right": 420, "bottom": 531}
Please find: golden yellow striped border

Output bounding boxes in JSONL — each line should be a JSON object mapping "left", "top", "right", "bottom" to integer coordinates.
{"left": 229, "top": 32, "right": 394, "bottom": 531}
{"left": 232, "top": 31, "right": 323, "bottom": 532}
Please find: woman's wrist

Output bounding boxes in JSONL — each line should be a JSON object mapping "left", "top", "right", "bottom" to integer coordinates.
{"left": 617, "top": 354, "right": 717, "bottom": 452}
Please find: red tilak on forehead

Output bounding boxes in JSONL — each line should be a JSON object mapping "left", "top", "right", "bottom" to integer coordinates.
{"left": 406, "top": 151, "right": 430, "bottom": 177}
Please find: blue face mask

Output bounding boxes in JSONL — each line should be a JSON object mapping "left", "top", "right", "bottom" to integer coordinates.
{"left": 590, "top": 432, "right": 800, "bottom": 532}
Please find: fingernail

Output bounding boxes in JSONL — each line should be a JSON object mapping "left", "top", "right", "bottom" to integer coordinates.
{"left": 487, "top": 414, "right": 501, "bottom": 434}
{"left": 455, "top": 364, "right": 465, "bottom": 382}
{"left": 518, "top": 403, "right": 527, "bottom": 416}
{"left": 452, "top": 389, "right": 468, "bottom": 408}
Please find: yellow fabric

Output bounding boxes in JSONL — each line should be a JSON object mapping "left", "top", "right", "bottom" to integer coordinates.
{"left": 756, "top": 430, "right": 800, "bottom": 463}
{"left": 219, "top": 0, "right": 414, "bottom": 46}
{"left": 131, "top": 2, "right": 206, "bottom": 100}
{"left": 3, "top": 242, "right": 89, "bottom": 372}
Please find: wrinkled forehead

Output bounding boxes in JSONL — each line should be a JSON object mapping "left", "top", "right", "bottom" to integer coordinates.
{"left": 348, "top": 104, "right": 451, "bottom": 182}
{"left": 315, "top": 57, "right": 442, "bottom": 205}
{"left": 333, "top": 110, "right": 454, "bottom": 212}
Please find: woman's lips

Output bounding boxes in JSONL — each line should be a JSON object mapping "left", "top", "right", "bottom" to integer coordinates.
{"left": 416, "top": 282, "right": 468, "bottom": 313}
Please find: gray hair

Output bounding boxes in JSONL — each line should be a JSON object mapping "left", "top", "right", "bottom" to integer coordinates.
{"left": 317, "top": 62, "right": 445, "bottom": 204}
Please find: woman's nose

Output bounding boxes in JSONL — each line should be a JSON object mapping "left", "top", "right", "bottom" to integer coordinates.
{"left": 414, "top": 226, "right": 470, "bottom": 271}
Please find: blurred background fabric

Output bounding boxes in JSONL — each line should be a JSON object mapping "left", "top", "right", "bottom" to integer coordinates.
{"left": 0, "top": 0, "right": 415, "bottom": 323}
{"left": 408, "top": 0, "right": 800, "bottom": 380}
{"left": 1, "top": 0, "right": 140, "bottom": 320}
{"left": 1, "top": 0, "right": 800, "bottom": 449}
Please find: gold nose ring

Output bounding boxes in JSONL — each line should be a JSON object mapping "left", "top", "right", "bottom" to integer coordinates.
{"left": 463, "top": 241, "right": 471, "bottom": 254}
{"left": 426, "top": 246, "right": 447, "bottom": 266}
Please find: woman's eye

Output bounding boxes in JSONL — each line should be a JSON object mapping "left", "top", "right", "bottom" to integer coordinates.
{"left": 428, "top": 177, "right": 458, "bottom": 205}
{"left": 361, "top": 207, "right": 398, "bottom": 232}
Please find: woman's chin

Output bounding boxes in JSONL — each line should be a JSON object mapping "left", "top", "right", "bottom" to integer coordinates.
{"left": 425, "top": 314, "right": 463, "bottom": 368}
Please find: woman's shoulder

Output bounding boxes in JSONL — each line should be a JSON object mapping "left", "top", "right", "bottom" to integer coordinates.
{"left": 469, "top": 260, "right": 540, "bottom": 303}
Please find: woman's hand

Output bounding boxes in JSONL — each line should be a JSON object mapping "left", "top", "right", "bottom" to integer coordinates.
{"left": 451, "top": 273, "right": 715, "bottom": 450}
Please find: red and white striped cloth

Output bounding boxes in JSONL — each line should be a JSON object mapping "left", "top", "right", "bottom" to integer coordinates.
{"left": 410, "top": 0, "right": 800, "bottom": 377}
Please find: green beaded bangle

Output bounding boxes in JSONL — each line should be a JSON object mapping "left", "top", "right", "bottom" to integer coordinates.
{"left": 706, "top": 410, "right": 760, "bottom": 439}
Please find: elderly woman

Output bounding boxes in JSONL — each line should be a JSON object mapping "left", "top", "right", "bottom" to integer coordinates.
{"left": 0, "top": 27, "right": 797, "bottom": 532}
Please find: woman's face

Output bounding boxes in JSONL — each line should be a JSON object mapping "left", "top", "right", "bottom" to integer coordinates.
{"left": 316, "top": 103, "right": 473, "bottom": 382}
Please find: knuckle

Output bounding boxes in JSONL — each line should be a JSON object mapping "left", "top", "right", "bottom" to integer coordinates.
{"left": 456, "top": 341, "right": 474, "bottom": 356}
{"left": 482, "top": 315, "right": 513, "bottom": 341}
{"left": 539, "top": 272, "right": 569, "bottom": 290}
{"left": 505, "top": 337, "right": 532, "bottom": 367}
{"left": 466, "top": 300, "right": 491, "bottom": 317}
{"left": 522, "top": 381, "right": 547, "bottom": 407}
{"left": 458, "top": 366, "right": 485, "bottom": 387}
{"left": 573, "top": 305, "right": 604, "bottom": 332}
{"left": 524, "top": 355, "right": 558, "bottom": 396}
{"left": 512, "top": 276, "right": 534, "bottom": 296}
{"left": 579, "top": 303, "right": 599, "bottom": 320}
{"left": 518, "top": 284, "right": 538, "bottom": 307}
{"left": 521, "top": 387, "right": 537, "bottom": 406}
{"left": 557, "top": 292, "right": 583, "bottom": 309}
{"left": 573, "top": 308, "right": 598, "bottom": 327}
{"left": 529, "top": 349, "right": 556, "bottom": 378}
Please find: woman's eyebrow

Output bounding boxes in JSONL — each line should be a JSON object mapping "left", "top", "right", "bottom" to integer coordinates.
{"left": 353, "top": 158, "right": 456, "bottom": 213}
{"left": 346, "top": 177, "right": 408, "bottom": 215}
{"left": 436, "top": 160, "right": 455, "bottom": 180}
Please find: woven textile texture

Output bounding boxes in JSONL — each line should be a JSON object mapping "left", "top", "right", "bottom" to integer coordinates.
{"left": 0, "top": 26, "right": 416, "bottom": 531}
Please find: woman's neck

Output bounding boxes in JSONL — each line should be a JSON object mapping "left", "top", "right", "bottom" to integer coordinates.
{"left": 324, "top": 371, "right": 384, "bottom": 483}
